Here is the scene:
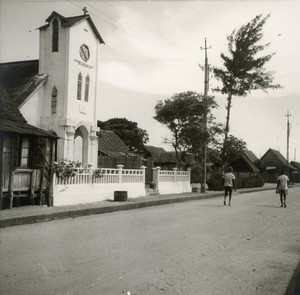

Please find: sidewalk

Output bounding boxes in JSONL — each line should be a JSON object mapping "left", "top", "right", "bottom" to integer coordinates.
{"left": 0, "top": 184, "right": 277, "bottom": 228}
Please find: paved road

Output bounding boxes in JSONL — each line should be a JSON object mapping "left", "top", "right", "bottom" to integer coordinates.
{"left": 0, "top": 187, "right": 299, "bottom": 295}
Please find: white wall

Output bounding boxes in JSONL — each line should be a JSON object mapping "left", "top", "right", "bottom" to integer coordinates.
{"left": 158, "top": 182, "right": 192, "bottom": 195}
{"left": 53, "top": 183, "right": 146, "bottom": 206}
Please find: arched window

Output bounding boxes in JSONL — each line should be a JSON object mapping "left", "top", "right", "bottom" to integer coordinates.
{"left": 84, "top": 75, "right": 90, "bottom": 102}
{"left": 51, "top": 86, "right": 57, "bottom": 114}
{"left": 52, "top": 18, "right": 59, "bottom": 52}
{"left": 77, "top": 73, "right": 82, "bottom": 100}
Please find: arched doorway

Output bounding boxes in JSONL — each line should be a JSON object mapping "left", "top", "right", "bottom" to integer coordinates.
{"left": 73, "top": 126, "right": 89, "bottom": 166}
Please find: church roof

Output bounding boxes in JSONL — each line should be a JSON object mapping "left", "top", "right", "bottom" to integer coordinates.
{"left": 39, "top": 11, "right": 105, "bottom": 44}
{"left": 0, "top": 85, "right": 57, "bottom": 138}
{"left": 0, "top": 60, "right": 47, "bottom": 108}
{"left": 0, "top": 85, "right": 27, "bottom": 123}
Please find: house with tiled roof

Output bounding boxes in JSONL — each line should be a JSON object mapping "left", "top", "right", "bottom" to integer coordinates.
{"left": 98, "top": 130, "right": 142, "bottom": 168}
{"left": 0, "top": 10, "right": 104, "bottom": 169}
{"left": 260, "top": 148, "right": 297, "bottom": 182}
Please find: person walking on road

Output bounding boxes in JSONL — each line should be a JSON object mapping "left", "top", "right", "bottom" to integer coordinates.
{"left": 223, "top": 166, "right": 236, "bottom": 206}
{"left": 276, "top": 169, "right": 289, "bottom": 208}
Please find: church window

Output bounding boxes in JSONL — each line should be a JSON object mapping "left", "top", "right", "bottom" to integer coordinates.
{"left": 52, "top": 18, "right": 59, "bottom": 52}
{"left": 51, "top": 86, "right": 57, "bottom": 114}
{"left": 84, "top": 75, "right": 90, "bottom": 102}
{"left": 77, "top": 73, "right": 82, "bottom": 100}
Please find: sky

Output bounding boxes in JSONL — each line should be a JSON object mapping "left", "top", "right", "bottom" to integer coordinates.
{"left": 1, "top": 0, "right": 300, "bottom": 161}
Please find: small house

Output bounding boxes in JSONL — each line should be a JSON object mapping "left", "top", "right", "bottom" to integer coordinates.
{"left": 0, "top": 87, "right": 57, "bottom": 209}
{"left": 260, "top": 148, "right": 296, "bottom": 183}
{"left": 230, "top": 150, "right": 259, "bottom": 177}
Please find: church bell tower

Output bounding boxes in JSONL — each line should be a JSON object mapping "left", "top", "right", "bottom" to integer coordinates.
{"left": 38, "top": 9, "right": 104, "bottom": 167}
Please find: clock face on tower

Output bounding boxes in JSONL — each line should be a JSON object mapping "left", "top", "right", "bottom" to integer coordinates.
{"left": 79, "top": 45, "right": 90, "bottom": 62}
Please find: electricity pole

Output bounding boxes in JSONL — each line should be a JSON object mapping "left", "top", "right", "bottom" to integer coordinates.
{"left": 200, "top": 38, "right": 210, "bottom": 193}
{"left": 285, "top": 110, "right": 291, "bottom": 177}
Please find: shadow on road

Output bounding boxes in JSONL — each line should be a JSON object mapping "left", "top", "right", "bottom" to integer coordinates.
{"left": 252, "top": 205, "right": 282, "bottom": 208}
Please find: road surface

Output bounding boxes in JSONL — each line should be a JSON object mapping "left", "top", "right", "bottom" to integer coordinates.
{"left": 0, "top": 187, "right": 299, "bottom": 295}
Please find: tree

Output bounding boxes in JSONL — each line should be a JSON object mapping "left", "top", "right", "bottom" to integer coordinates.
{"left": 153, "top": 91, "right": 223, "bottom": 165}
{"left": 97, "top": 118, "right": 149, "bottom": 153}
{"left": 222, "top": 135, "right": 247, "bottom": 165}
{"left": 213, "top": 14, "right": 281, "bottom": 152}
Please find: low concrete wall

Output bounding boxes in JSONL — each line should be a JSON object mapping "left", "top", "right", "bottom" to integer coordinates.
{"left": 53, "top": 183, "right": 146, "bottom": 206}
{"left": 158, "top": 181, "right": 192, "bottom": 195}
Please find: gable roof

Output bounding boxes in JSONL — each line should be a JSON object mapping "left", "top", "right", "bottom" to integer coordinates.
{"left": 261, "top": 148, "right": 295, "bottom": 169}
{"left": 244, "top": 150, "right": 258, "bottom": 163}
{"left": 0, "top": 60, "right": 47, "bottom": 108}
{"left": 0, "top": 85, "right": 27, "bottom": 123}
{"left": 240, "top": 153, "right": 259, "bottom": 173}
{"left": 98, "top": 130, "right": 131, "bottom": 156}
{"left": 39, "top": 11, "right": 105, "bottom": 44}
{"left": 0, "top": 85, "right": 56, "bottom": 138}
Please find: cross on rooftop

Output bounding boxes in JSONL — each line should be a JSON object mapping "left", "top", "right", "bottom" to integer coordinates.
{"left": 83, "top": 7, "right": 88, "bottom": 15}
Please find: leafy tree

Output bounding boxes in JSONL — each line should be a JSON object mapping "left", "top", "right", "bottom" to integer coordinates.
{"left": 154, "top": 91, "right": 223, "bottom": 164}
{"left": 222, "top": 135, "right": 247, "bottom": 165}
{"left": 213, "top": 14, "right": 281, "bottom": 152}
{"left": 97, "top": 118, "right": 149, "bottom": 153}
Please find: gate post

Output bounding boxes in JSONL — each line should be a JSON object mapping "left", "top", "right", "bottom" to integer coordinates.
{"left": 141, "top": 166, "right": 147, "bottom": 184}
{"left": 173, "top": 167, "right": 178, "bottom": 183}
{"left": 152, "top": 166, "right": 161, "bottom": 190}
{"left": 117, "top": 164, "right": 124, "bottom": 183}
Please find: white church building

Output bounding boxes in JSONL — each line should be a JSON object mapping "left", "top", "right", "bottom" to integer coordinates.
{"left": 8, "top": 10, "right": 105, "bottom": 167}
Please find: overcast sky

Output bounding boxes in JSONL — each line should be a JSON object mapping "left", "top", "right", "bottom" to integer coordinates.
{"left": 1, "top": 0, "right": 300, "bottom": 161}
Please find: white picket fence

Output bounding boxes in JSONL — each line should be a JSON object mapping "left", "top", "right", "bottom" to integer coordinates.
{"left": 53, "top": 165, "right": 146, "bottom": 206}
{"left": 54, "top": 166, "right": 145, "bottom": 185}
{"left": 53, "top": 165, "right": 192, "bottom": 206}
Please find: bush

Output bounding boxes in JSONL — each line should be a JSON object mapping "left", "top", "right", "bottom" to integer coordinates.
{"left": 207, "top": 173, "right": 224, "bottom": 191}
{"left": 207, "top": 173, "right": 265, "bottom": 191}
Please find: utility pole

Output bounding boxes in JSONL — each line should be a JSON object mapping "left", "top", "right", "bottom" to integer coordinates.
{"left": 200, "top": 38, "right": 211, "bottom": 193}
{"left": 285, "top": 110, "right": 291, "bottom": 177}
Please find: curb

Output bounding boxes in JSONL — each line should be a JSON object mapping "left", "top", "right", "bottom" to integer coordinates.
{"left": 0, "top": 187, "right": 280, "bottom": 229}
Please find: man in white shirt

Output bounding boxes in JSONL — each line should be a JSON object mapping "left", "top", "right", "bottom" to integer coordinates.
{"left": 276, "top": 169, "right": 289, "bottom": 208}
{"left": 223, "top": 166, "right": 236, "bottom": 206}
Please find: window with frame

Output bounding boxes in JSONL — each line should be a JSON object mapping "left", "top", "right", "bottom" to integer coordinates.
{"left": 52, "top": 18, "right": 59, "bottom": 52}
{"left": 77, "top": 73, "right": 82, "bottom": 100}
{"left": 51, "top": 86, "right": 57, "bottom": 114}
{"left": 19, "top": 137, "right": 30, "bottom": 168}
{"left": 84, "top": 75, "right": 90, "bottom": 102}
